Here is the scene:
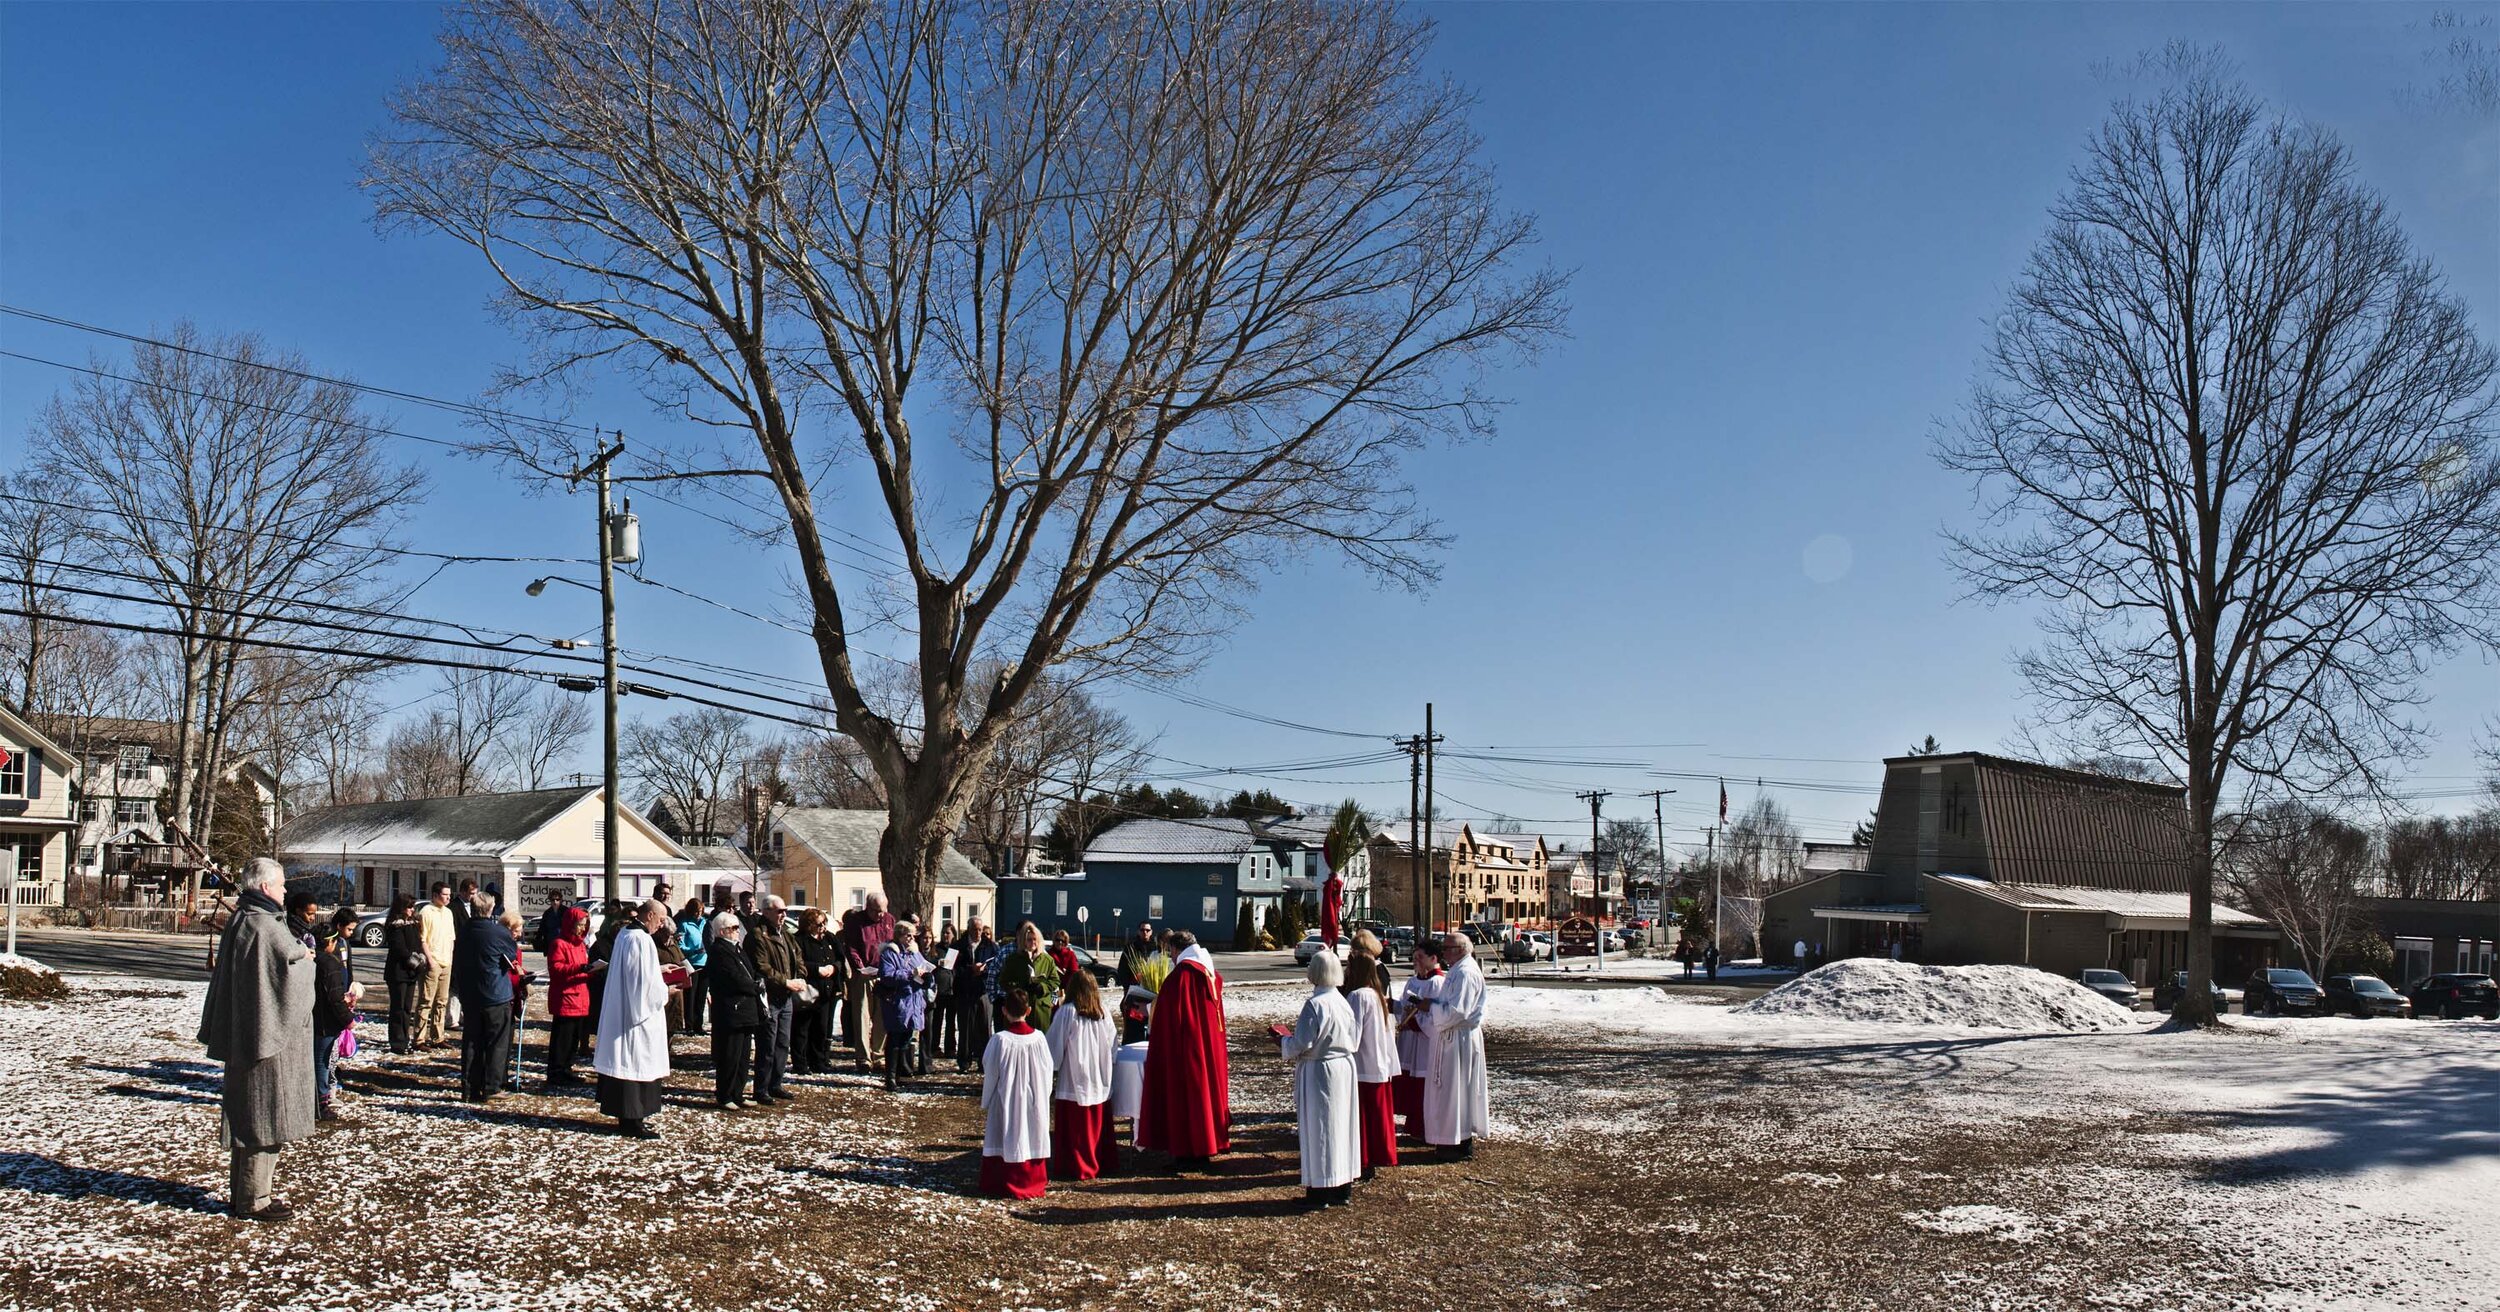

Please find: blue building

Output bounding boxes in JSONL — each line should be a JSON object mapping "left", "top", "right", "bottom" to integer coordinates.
{"left": 996, "top": 816, "right": 1286, "bottom": 948}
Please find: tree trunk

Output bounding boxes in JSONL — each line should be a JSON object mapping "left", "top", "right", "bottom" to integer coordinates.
{"left": 2175, "top": 739, "right": 2222, "bottom": 1028}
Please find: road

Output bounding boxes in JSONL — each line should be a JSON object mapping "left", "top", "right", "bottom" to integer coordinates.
{"left": 13, "top": 928, "right": 1758, "bottom": 994}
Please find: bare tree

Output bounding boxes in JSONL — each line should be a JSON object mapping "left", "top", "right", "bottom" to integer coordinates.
{"left": 2381, "top": 812, "right": 2500, "bottom": 902}
{"left": 960, "top": 672, "right": 1147, "bottom": 876}
{"left": 380, "top": 668, "right": 535, "bottom": 798}
{"left": 622, "top": 707, "right": 757, "bottom": 843}
{"left": 32, "top": 324, "right": 422, "bottom": 840}
{"left": 0, "top": 471, "right": 86, "bottom": 719}
{"left": 370, "top": 0, "right": 1563, "bottom": 916}
{"left": 502, "top": 685, "right": 595, "bottom": 789}
{"left": 1938, "top": 65, "right": 2500, "bottom": 1025}
{"left": 2221, "top": 805, "right": 2373, "bottom": 979}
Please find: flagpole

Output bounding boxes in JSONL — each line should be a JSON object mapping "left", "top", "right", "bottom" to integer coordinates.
{"left": 1713, "top": 779, "right": 1725, "bottom": 961}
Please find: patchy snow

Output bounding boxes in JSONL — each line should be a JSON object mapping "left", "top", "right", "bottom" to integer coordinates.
{"left": 0, "top": 953, "right": 58, "bottom": 976}
{"left": 1902, "top": 1204, "right": 2047, "bottom": 1243}
{"left": 1734, "top": 958, "right": 2141, "bottom": 1032}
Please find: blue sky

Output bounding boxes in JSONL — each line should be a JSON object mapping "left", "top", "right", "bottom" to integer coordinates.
{"left": 3, "top": 2, "right": 2494, "bottom": 853}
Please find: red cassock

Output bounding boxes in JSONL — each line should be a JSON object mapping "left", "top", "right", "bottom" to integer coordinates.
{"left": 1392, "top": 1072, "right": 1426, "bottom": 1137}
{"left": 1051, "top": 1099, "right": 1119, "bottom": 1181}
{"left": 978, "top": 1154, "right": 1047, "bottom": 1200}
{"left": 1136, "top": 959, "right": 1231, "bottom": 1158}
{"left": 1321, "top": 875, "right": 1344, "bottom": 950}
{"left": 1358, "top": 1079, "right": 1399, "bottom": 1172}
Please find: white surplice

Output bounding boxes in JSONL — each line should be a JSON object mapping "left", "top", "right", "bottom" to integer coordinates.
{"left": 593, "top": 928, "right": 671, "bottom": 1083}
{"left": 1282, "top": 987, "right": 1361, "bottom": 1189}
{"left": 1395, "top": 972, "right": 1441, "bottom": 1078}
{"left": 1048, "top": 1003, "right": 1117, "bottom": 1106}
{"left": 1348, "top": 987, "right": 1398, "bottom": 1085}
{"left": 981, "top": 1027, "right": 1056, "bottom": 1164}
{"left": 1423, "top": 956, "right": 1489, "bottom": 1146}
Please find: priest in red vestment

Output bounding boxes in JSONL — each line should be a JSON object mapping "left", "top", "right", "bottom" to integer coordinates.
{"left": 1319, "top": 854, "right": 1344, "bottom": 952}
{"left": 1137, "top": 929, "right": 1230, "bottom": 1167}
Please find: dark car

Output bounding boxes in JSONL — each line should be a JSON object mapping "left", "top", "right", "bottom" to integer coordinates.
{"left": 2153, "top": 970, "right": 2229, "bottom": 1014}
{"left": 1373, "top": 927, "right": 1410, "bottom": 965}
{"left": 1066, "top": 945, "right": 1119, "bottom": 987}
{"left": 2321, "top": 974, "right": 2413, "bottom": 1019}
{"left": 2403, "top": 973, "right": 2499, "bottom": 1020}
{"left": 2245, "top": 967, "right": 2326, "bottom": 1017}
{"left": 2077, "top": 968, "right": 2139, "bottom": 1010}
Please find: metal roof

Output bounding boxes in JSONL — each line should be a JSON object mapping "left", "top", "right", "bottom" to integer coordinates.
{"left": 1931, "top": 875, "right": 2267, "bottom": 927}
{"left": 1965, "top": 756, "right": 2195, "bottom": 892}
{"left": 1083, "top": 816, "right": 1259, "bottom": 864}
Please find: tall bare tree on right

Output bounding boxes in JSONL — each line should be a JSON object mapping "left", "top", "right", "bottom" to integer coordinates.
{"left": 1941, "top": 64, "right": 2500, "bottom": 1026}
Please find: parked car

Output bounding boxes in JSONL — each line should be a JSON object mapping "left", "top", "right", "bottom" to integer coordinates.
{"left": 1369, "top": 926, "right": 1411, "bottom": 964}
{"left": 2321, "top": 974, "right": 2413, "bottom": 1019}
{"left": 1292, "top": 930, "right": 1336, "bottom": 966}
{"left": 2245, "top": 967, "right": 2326, "bottom": 1017}
{"left": 2153, "top": 971, "right": 2229, "bottom": 1014}
{"left": 2403, "top": 973, "right": 2499, "bottom": 1020}
{"left": 1458, "top": 922, "right": 1498, "bottom": 946}
{"left": 354, "top": 909, "right": 389, "bottom": 949}
{"left": 1066, "top": 944, "right": 1119, "bottom": 986}
{"left": 2077, "top": 968, "right": 2139, "bottom": 1010}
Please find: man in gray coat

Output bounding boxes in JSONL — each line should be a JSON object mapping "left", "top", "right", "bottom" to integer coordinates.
{"left": 198, "top": 857, "right": 314, "bottom": 1221}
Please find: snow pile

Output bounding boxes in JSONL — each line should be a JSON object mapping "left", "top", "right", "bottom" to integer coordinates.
{"left": 1733, "top": 958, "right": 2137, "bottom": 1032}
{"left": 0, "top": 952, "right": 66, "bottom": 1002}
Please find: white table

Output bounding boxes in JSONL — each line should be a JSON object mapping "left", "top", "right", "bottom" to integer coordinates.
{"left": 1110, "top": 1041, "right": 1149, "bottom": 1134}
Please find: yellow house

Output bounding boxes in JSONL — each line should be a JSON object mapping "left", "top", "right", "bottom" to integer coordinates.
{"left": 769, "top": 807, "right": 997, "bottom": 933}
{"left": 278, "top": 785, "right": 695, "bottom": 909}
{"left": 0, "top": 703, "right": 78, "bottom": 910}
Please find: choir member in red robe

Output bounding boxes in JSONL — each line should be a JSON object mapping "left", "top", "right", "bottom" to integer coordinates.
{"left": 1136, "top": 929, "right": 1231, "bottom": 1168}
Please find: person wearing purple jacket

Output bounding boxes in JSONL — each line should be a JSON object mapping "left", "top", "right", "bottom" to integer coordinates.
{"left": 842, "top": 895, "right": 897, "bottom": 1072}
{"left": 875, "top": 922, "right": 934, "bottom": 1091}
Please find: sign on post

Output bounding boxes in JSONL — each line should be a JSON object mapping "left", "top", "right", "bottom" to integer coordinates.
{"left": 516, "top": 877, "right": 576, "bottom": 922}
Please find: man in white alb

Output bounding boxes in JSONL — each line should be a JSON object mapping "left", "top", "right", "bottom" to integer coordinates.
{"left": 1422, "top": 932, "right": 1489, "bottom": 1161}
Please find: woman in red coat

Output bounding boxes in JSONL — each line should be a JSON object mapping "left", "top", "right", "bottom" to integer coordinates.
{"left": 544, "top": 906, "right": 594, "bottom": 1087}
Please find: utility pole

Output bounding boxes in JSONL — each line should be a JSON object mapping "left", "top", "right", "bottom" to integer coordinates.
{"left": 1404, "top": 734, "right": 1423, "bottom": 945}
{"left": 1639, "top": 788, "right": 1674, "bottom": 955}
{"left": 1576, "top": 789, "right": 1609, "bottom": 968}
{"left": 1422, "top": 703, "right": 1438, "bottom": 934}
{"left": 572, "top": 439, "right": 632, "bottom": 910}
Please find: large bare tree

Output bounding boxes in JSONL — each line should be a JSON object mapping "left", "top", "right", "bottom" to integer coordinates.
{"left": 1940, "top": 66, "right": 2500, "bottom": 1024}
{"left": 502, "top": 685, "right": 596, "bottom": 789}
{"left": 621, "top": 706, "right": 757, "bottom": 843}
{"left": 381, "top": 668, "right": 536, "bottom": 798}
{"left": 0, "top": 470, "right": 86, "bottom": 719}
{"left": 2220, "top": 805, "right": 2373, "bottom": 980}
{"left": 370, "top": 0, "right": 1563, "bottom": 915}
{"left": 31, "top": 325, "right": 421, "bottom": 841}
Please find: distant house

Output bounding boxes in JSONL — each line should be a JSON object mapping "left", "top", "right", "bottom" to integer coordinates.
{"left": 2362, "top": 899, "right": 2500, "bottom": 987}
{"left": 995, "top": 816, "right": 1280, "bottom": 946}
{"left": 279, "top": 786, "right": 693, "bottom": 908}
{"left": 1756, "top": 752, "right": 2277, "bottom": 982}
{"left": 0, "top": 704, "right": 78, "bottom": 909}
{"left": 1369, "top": 822, "right": 1555, "bottom": 930}
{"left": 1253, "top": 813, "right": 1375, "bottom": 924}
{"left": 767, "top": 807, "right": 996, "bottom": 933}
{"left": 49, "top": 716, "right": 279, "bottom": 895}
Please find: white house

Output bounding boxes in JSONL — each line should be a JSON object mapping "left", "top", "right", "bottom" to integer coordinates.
{"left": 767, "top": 807, "right": 997, "bottom": 932}
{"left": 279, "top": 785, "right": 695, "bottom": 908}
{"left": 0, "top": 704, "right": 78, "bottom": 909}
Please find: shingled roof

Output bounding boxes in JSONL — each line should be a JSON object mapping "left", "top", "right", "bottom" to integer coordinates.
{"left": 282, "top": 787, "right": 603, "bottom": 860}
{"left": 773, "top": 808, "right": 994, "bottom": 889}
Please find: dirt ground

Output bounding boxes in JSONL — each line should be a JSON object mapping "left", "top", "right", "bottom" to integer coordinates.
{"left": 0, "top": 979, "right": 2469, "bottom": 1311}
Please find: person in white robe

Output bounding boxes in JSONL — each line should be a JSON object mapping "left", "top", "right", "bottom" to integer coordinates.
{"left": 1422, "top": 933, "right": 1489, "bottom": 1159}
{"left": 1046, "top": 971, "right": 1120, "bottom": 1180}
{"left": 594, "top": 899, "right": 679, "bottom": 1138}
{"left": 979, "top": 986, "right": 1057, "bottom": 1199}
{"left": 1393, "top": 940, "right": 1443, "bottom": 1140}
{"left": 1282, "top": 953, "right": 1361, "bottom": 1208}
{"left": 1344, "top": 954, "right": 1401, "bottom": 1178}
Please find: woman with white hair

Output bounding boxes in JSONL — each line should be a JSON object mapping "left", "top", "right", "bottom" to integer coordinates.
{"left": 1280, "top": 951, "right": 1361, "bottom": 1210}
{"left": 593, "top": 899, "right": 683, "bottom": 1138}
{"left": 704, "top": 912, "right": 766, "bottom": 1110}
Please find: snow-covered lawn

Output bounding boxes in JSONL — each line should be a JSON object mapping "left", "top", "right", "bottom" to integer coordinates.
{"left": 3, "top": 960, "right": 2494, "bottom": 1310}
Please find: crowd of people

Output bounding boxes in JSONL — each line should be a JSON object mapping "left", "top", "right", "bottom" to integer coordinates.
{"left": 198, "top": 858, "right": 1493, "bottom": 1221}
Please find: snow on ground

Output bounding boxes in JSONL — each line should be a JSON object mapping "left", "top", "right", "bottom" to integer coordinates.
{"left": 0, "top": 953, "right": 58, "bottom": 976}
{"left": 1734, "top": 958, "right": 2141, "bottom": 1032}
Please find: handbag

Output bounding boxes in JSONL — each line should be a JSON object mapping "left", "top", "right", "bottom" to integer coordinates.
{"left": 336, "top": 1027, "right": 358, "bottom": 1060}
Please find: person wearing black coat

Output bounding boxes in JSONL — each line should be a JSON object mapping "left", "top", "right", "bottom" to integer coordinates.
{"left": 382, "top": 894, "right": 427, "bottom": 1055}
{"left": 704, "top": 914, "right": 766, "bottom": 1110}
{"left": 793, "top": 909, "right": 843, "bottom": 1075}
{"left": 311, "top": 927, "right": 356, "bottom": 1122}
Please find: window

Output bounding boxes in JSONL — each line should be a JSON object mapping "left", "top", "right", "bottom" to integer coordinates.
{"left": 1208, "top": 869, "right": 1222, "bottom": 887}
{"left": 76, "top": 845, "right": 96, "bottom": 868}
{"left": 791, "top": 888, "right": 806, "bottom": 907}
{"left": 1147, "top": 894, "right": 1164, "bottom": 920}
{"left": 117, "top": 745, "right": 150, "bottom": 784}
{"left": 0, "top": 750, "right": 22, "bottom": 797}
{"left": 849, "top": 888, "right": 866, "bottom": 909}
{"left": 81, "top": 799, "right": 102, "bottom": 822}
{"left": 1201, "top": 896, "right": 1219, "bottom": 923}
{"left": 116, "top": 799, "right": 150, "bottom": 824}
{"left": 1020, "top": 889, "right": 1034, "bottom": 915}
{"left": 1054, "top": 890, "right": 1068, "bottom": 917}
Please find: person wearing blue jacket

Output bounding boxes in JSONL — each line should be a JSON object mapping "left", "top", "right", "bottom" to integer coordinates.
{"left": 676, "top": 898, "right": 710, "bottom": 1036}
{"left": 452, "top": 896, "right": 518, "bottom": 1102}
